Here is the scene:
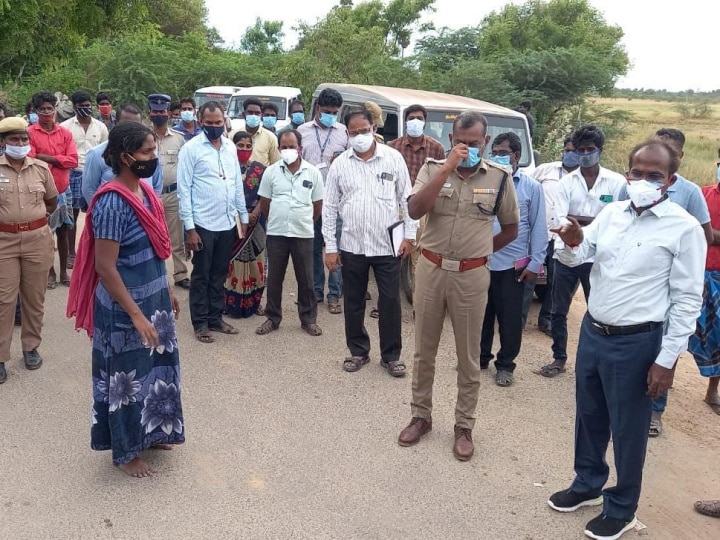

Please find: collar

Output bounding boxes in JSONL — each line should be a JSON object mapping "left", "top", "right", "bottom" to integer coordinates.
{"left": 349, "top": 142, "right": 383, "bottom": 162}
{"left": 251, "top": 125, "right": 266, "bottom": 137}
{"left": 0, "top": 154, "right": 36, "bottom": 171}
{"left": 403, "top": 134, "right": 426, "bottom": 148}
{"left": 31, "top": 122, "right": 60, "bottom": 134}
{"left": 279, "top": 159, "right": 309, "bottom": 173}
{"left": 623, "top": 196, "right": 673, "bottom": 217}
{"left": 200, "top": 132, "right": 229, "bottom": 148}
{"left": 454, "top": 159, "right": 489, "bottom": 180}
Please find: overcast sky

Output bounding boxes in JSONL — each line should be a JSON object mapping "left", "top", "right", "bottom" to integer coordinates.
{"left": 205, "top": 0, "right": 716, "bottom": 92}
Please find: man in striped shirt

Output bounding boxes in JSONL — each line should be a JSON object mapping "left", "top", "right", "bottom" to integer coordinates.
{"left": 323, "top": 108, "right": 417, "bottom": 378}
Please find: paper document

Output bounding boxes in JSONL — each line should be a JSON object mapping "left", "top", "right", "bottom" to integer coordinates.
{"left": 387, "top": 221, "right": 405, "bottom": 257}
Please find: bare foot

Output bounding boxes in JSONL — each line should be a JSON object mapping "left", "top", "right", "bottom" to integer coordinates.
{"left": 117, "top": 457, "right": 156, "bottom": 478}
{"left": 150, "top": 444, "right": 174, "bottom": 450}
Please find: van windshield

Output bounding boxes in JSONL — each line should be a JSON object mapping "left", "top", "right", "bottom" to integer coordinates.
{"left": 194, "top": 92, "right": 233, "bottom": 110}
{"left": 227, "top": 95, "right": 288, "bottom": 120}
{"left": 423, "top": 111, "right": 532, "bottom": 167}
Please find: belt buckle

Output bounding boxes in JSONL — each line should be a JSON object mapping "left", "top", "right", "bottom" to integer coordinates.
{"left": 17, "top": 223, "right": 30, "bottom": 232}
{"left": 592, "top": 321, "right": 611, "bottom": 335}
{"left": 441, "top": 258, "right": 461, "bottom": 272}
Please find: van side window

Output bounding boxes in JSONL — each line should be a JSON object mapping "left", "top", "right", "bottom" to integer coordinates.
{"left": 382, "top": 113, "right": 399, "bottom": 143}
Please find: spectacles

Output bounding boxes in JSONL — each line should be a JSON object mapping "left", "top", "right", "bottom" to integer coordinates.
{"left": 626, "top": 170, "right": 668, "bottom": 183}
{"left": 348, "top": 128, "right": 373, "bottom": 137}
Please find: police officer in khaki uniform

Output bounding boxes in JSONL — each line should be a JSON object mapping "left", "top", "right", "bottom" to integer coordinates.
{"left": 397, "top": 111, "right": 519, "bottom": 461}
{"left": 0, "top": 117, "right": 58, "bottom": 384}
{"left": 147, "top": 94, "right": 189, "bottom": 288}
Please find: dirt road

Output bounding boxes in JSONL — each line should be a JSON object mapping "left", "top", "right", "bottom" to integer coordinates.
{"left": 0, "top": 265, "right": 718, "bottom": 539}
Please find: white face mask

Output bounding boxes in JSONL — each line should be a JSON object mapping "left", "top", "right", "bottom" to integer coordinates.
{"left": 280, "top": 148, "right": 299, "bottom": 165}
{"left": 406, "top": 118, "right": 425, "bottom": 138}
{"left": 626, "top": 180, "right": 664, "bottom": 208}
{"left": 4, "top": 144, "right": 31, "bottom": 160}
{"left": 349, "top": 132, "right": 374, "bottom": 153}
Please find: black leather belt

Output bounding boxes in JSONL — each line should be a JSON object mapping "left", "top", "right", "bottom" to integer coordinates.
{"left": 162, "top": 183, "right": 177, "bottom": 194}
{"left": 588, "top": 315, "right": 663, "bottom": 336}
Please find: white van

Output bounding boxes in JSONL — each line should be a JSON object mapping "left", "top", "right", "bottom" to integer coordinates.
{"left": 226, "top": 86, "right": 303, "bottom": 132}
{"left": 311, "top": 83, "right": 535, "bottom": 170}
{"left": 193, "top": 86, "right": 244, "bottom": 110}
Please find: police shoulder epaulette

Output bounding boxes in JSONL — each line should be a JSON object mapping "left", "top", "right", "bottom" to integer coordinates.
{"left": 425, "top": 157, "right": 447, "bottom": 165}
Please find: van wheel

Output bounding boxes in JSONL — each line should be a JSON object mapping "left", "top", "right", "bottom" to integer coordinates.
{"left": 401, "top": 257, "right": 413, "bottom": 305}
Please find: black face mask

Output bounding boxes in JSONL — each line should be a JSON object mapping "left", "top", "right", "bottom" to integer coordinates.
{"left": 203, "top": 125, "right": 225, "bottom": 141}
{"left": 150, "top": 116, "right": 169, "bottom": 127}
{"left": 127, "top": 155, "right": 159, "bottom": 179}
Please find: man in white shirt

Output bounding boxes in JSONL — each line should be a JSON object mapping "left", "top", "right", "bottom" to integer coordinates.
{"left": 547, "top": 140, "right": 706, "bottom": 540}
{"left": 60, "top": 90, "right": 108, "bottom": 266}
{"left": 522, "top": 133, "right": 578, "bottom": 337}
{"left": 541, "top": 125, "right": 627, "bottom": 378}
{"left": 255, "top": 129, "right": 324, "bottom": 337}
{"left": 323, "top": 108, "right": 417, "bottom": 378}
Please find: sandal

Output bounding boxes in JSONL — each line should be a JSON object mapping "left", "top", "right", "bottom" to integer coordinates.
{"left": 209, "top": 321, "right": 239, "bottom": 334}
{"left": 496, "top": 370, "right": 514, "bottom": 387}
{"left": 649, "top": 413, "right": 663, "bottom": 437}
{"left": 538, "top": 363, "right": 566, "bottom": 378}
{"left": 67, "top": 255, "right": 75, "bottom": 269}
{"left": 195, "top": 329, "right": 215, "bottom": 344}
{"left": 60, "top": 277, "right": 71, "bottom": 287}
{"left": 694, "top": 499, "right": 720, "bottom": 518}
{"left": 255, "top": 319, "right": 279, "bottom": 335}
{"left": 328, "top": 299, "right": 342, "bottom": 314}
{"left": 370, "top": 307, "right": 379, "bottom": 319}
{"left": 381, "top": 359, "right": 406, "bottom": 378}
{"left": 301, "top": 323, "right": 323, "bottom": 336}
{"left": 255, "top": 305, "right": 266, "bottom": 316}
{"left": 46, "top": 277, "right": 57, "bottom": 290}
{"left": 704, "top": 398, "right": 720, "bottom": 415}
{"left": 343, "top": 355, "right": 369, "bottom": 373}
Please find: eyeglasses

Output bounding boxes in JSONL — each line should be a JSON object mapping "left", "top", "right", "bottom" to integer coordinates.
{"left": 348, "top": 127, "right": 373, "bottom": 137}
{"left": 626, "top": 170, "right": 668, "bottom": 183}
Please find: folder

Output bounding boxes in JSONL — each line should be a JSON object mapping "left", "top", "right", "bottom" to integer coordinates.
{"left": 388, "top": 220, "right": 405, "bottom": 257}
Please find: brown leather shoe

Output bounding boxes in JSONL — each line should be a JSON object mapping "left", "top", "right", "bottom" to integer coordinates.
{"left": 398, "top": 417, "right": 432, "bottom": 447}
{"left": 453, "top": 425, "right": 474, "bottom": 461}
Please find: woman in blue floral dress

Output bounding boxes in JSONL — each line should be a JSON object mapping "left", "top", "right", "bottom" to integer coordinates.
{"left": 68, "top": 121, "right": 184, "bottom": 477}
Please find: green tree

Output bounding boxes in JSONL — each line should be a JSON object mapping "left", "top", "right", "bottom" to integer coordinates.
{"left": 240, "top": 18, "right": 285, "bottom": 55}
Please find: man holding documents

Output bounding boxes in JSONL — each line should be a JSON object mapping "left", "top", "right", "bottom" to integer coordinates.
{"left": 480, "top": 132, "right": 547, "bottom": 387}
{"left": 322, "top": 108, "right": 416, "bottom": 378}
{"left": 397, "top": 111, "right": 519, "bottom": 461}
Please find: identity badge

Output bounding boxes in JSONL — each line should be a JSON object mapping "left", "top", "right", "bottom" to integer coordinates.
{"left": 599, "top": 194, "right": 613, "bottom": 203}
{"left": 381, "top": 172, "right": 394, "bottom": 182}
{"left": 302, "top": 180, "right": 313, "bottom": 189}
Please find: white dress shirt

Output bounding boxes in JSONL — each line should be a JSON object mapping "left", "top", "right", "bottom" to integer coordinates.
{"left": 532, "top": 161, "right": 573, "bottom": 239}
{"left": 60, "top": 116, "right": 109, "bottom": 169}
{"left": 322, "top": 143, "right": 417, "bottom": 257}
{"left": 563, "top": 199, "right": 706, "bottom": 369}
{"left": 554, "top": 166, "right": 627, "bottom": 265}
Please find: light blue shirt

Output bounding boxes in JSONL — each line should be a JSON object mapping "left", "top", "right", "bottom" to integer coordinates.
{"left": 82, "top": 141, "right": 163, "bottom": 203}
{"left": 177, "top": 133, "right": 248, "bottom": 232}
{"left": 619, "top": 174, "right": 710, "bottom": 225}
{"left": 489, "top": 171, "right": 548, "bottom": 273}
{"left": 258, "top": 159, "right": 324, "bottom": 238}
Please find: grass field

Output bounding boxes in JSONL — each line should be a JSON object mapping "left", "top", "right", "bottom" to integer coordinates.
{"left": 592, "top": 97, "right": 720, "bottom": 185}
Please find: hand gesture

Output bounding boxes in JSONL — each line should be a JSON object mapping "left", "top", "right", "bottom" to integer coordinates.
{"left": 446, "top": 143, "right": 469, "bottom": 170}
{"left": 550, "top": 216, "right": 584, "bottom": 246}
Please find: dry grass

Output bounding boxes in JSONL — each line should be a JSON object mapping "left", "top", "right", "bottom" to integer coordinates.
{"left": 591, "top": 97, "right": 720, "bottom": 185}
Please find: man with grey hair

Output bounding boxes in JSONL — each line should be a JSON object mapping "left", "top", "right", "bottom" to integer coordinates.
{"left": 397, "top": 110, "right": 520, "bottom": 461}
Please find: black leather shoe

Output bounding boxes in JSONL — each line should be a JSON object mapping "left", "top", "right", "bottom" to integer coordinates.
{"left": 23, "top": 349, "right": 43, "bottom": 370}
{"left": 0, "top": 362, "right": 7, "bottom": 384}
{"left": 174, "top": 278, "right": 191, "bottom": 289}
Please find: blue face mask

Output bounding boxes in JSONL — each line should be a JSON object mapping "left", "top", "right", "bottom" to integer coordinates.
{"left": 489, "top": 154, "right": 511, "bottom": 167}
{"left": 202, "top": 125, "right": 224, "bottom": 141}
{"left": 459, "top": 147, "right": 481, "bottom": 168}
{"left": 262, "top": 116, "right": 277, "bottom": 129}
{"left": 291, "top": 112, "right": 305, "bottom": 125}
{"left": 319, "top": 112, "right": 337, "bottom": 128}
{"left": 28, "top": 113, "right": 39, "bottom": 125}
{"left": 244, "top": 114, "right": 261, "bottom": 129}
{"left": 562, "top": 150, "right": 580, "bottom": 168}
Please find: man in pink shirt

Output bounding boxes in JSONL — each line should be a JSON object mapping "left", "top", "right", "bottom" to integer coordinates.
{"left": 27, "top": 91, "right": 78, "bottom": 288}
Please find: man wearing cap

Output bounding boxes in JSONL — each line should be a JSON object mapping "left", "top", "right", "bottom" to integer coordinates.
{"left": 148, "top": 94, "right": 189, "bottom": 289}
{"left": 0, "top": 118, "right": 58, "bottom": 384}
{"left": 82, "top": 103, "right": 163, "bottom": 203}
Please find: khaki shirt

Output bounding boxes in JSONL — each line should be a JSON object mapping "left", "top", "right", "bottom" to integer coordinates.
{"left": 249, "top": 126, "right": 281, "bottom": 166}
{"left": 155, "top": 129, "right": 185, "bottom": 186}
{"left": 412, "top": 158, "right": 519, "bottom": 260}
{"left": 0, "top": 155, "right": 58, "bottom": 223}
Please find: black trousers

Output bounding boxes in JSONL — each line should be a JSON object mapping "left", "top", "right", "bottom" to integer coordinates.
{"left": 189, "top": 226, "right": 235, "bottom": 331}
{"left": 340, "top": 251, "right": 401, "bottom": 362}
{"left": 480, "top": 268, "right": 525, "bottom": 372}
{"left": 265, "top": 235, "right": 317, "bottom": 326}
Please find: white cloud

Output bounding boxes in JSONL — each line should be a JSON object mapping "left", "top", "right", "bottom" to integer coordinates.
{"left": 205, "top": 0, "right": 717, "bottom": 91}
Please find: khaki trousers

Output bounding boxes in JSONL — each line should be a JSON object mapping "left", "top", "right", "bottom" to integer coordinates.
{"left": 161, "top": 191, "right": 188, "bottom": 281}
{"left": 0, "top": 227, "right": 54, "bottom": 361}
{"left": 411, "top": 254, "right": 490, "bottom": 429}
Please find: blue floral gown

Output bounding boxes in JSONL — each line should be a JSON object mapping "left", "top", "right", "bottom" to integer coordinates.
{"left": 90, "top": 192, "right": 185, "bottom": 465}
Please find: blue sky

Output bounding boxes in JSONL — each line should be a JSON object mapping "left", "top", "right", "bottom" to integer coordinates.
{"left": 205, "top": 0, "right": 717, "bottom": 92}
